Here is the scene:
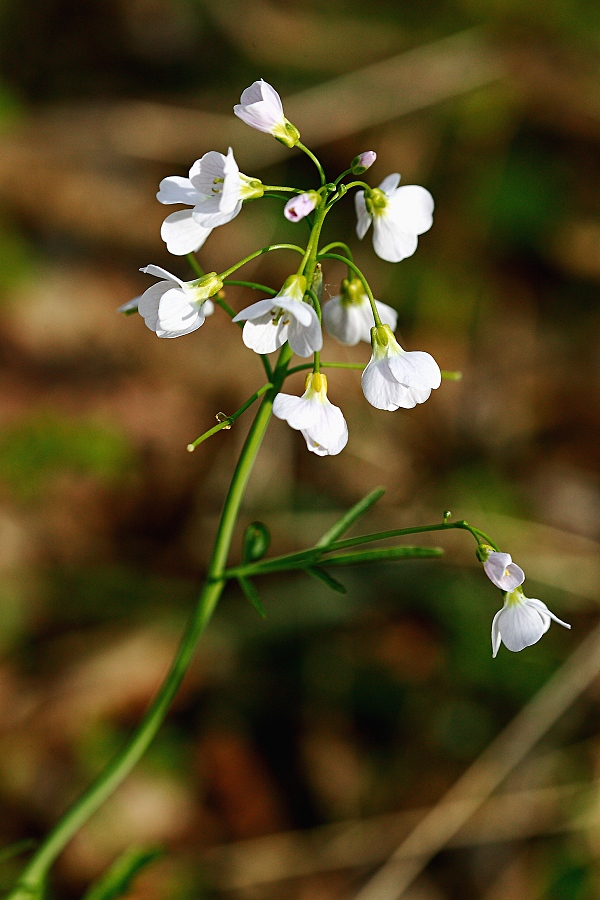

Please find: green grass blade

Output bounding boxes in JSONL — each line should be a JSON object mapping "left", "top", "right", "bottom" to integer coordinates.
{"left": 238, "top": 577, "right": 266, "bottom": 618}
{"left": 315, "top": 487, "right": 386, "bottom": 549}
{"left": 324, "top": 546, "right": 443, "bottom": 567}
{"left": 82, "top": 846, "right": 162, "bottom": 900}
{"left": 306, "top": 566, "right": 347, "bottom": 594}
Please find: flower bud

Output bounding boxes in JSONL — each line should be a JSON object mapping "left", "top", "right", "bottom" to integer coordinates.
{"left": 351, "top": 151, "right": 377, "bottom": 174}
{"left": 340, "top": 276, "right": 365, "bottom": 307}
{"left": 284, "top": 191, "right": 319, "bottom": 222}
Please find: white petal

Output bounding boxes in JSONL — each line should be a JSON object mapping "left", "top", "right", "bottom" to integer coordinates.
{"left": 242, "top": 315, "right": 288, "bottom": 354}
{"left": 156, "top": 287, "right": 204, "bottom": 337}
{"left": 234, "top": 80, "right": 284, "bottom": 132}
{"left": 306, "top": 401, "right": 348, "bottom": 455}
{"left": 287, "top": 308, "right": 322, "bottom": 357}
{"left": 484, "top": 553, "right": 525, "bottom": 591}
{"left": 203, "top": 300, "right": 214, "bottom": 317}
{"left": 140, "top": 265, "right": 186, "bottom": 288}
{"left": 355, "top": 191, "right": 372, "bottom": 240}
{"left": 232, "top": 297, "right": 277, "bottom": 323}
{"left": 388, "top": 185, "right": 434, "bottom": 235}
{"left": 191, "top": 199, "right": 242, "bottom": 228}
{"left": 387, "top": 350, "right": 441, "bottom": 391}
{"left": 160, "top": 210, "right": 212, "bottom": 255}
{"left": 497, "top": 604, "right": 547, "bottom": 652}
{"left": 239, "top": 81, "right": 266, "bottom": 107}
{"left": 378, "top": 173, "right": 401, "bottom": 195}
{"left": 361, "top": 358, "right": 415, "bottom": 411}
{"left": 138, "top": 281, "right": 172, "bottom": 332}
{"left": 276, "top": 295, "right": 313, "bottom": 327}
{"left": 156, "top": 176, "right": 203, "bottom": 206}
{"left": 491, "top": 609, "right": 502, "bottom": 658}
{"left": 273, "top": 394, "right": 319, "bottom": 430}
{"left": 375, "top": 300, "right": 398, "bottom": 332}
{"left": 323, "top": 298, "right": 366, "bottom": 346}
{"left": 527, "top": 598, "right": 571, "bottom": 630}
{"left": 372, "top": 216, "right": 419, "bottom": 263}
{"left": 190, "top": 148, "right": 240, "bottom": 214}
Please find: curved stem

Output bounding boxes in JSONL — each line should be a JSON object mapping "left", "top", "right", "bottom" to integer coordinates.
{"left": 8, "top": 347, "right": 293, "bottom": 900}
{"left": 318, "top": 253, "right": 382, "bottom": 327}
{"left": 186, "top": 252, "right": 204, "bottom": 278}
{"left": 286, "top": 361, "right": 365, "bottom": 376}
{"left": 319, "top": 241, "right": 354, "bottom": 261}
{"left": 333, "top": 167, "right": 353, "bottom": 186}
{"left": 262, "top": 185, "right": 303, "bottom": 193}
{"left": 296, "top": 141, "right": 326, "bottom": 186}
{"left": 187, "top": 383, "right": 273, "bottom": 451}
{"left": 219, "top": 244, "right": 304, "bottom": 280}
{"left": 223, "top": 280, "right": 278, "bottom": 296}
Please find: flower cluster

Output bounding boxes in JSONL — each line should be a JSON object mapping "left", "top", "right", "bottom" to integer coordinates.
{"left": 123, "top": 79, "right": 571, "bottom": 658}
{"left": 128, "top": 80, "right": 443, "bottom": 456}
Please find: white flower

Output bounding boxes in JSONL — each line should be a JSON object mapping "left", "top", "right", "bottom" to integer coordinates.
{"left": 234, "top": 79, "right": 300, "bottom": 148}
{"left": 284, "top": 191, "right": 319, "bottom": 223}
{"left": 361, "top": 325, "right": 441, "bottom": 410}
{"left": 492, "top": 588, "right": 570, "bottom": 657}
{"left": 156, "top": 148, "right": 263, "bottom": 254}
{"left": 137, "top": 265, "right": 220, "bottom": 338}
{"left": 232, "top": 275, "right": 322, "bottom": 358}
{"left": 355, "top": 174, "right": 434, "bottom": 263}
{"left": 322, "top": 277, "right": 397, "bottom": 346}
{"left": 273, "top": 373, "right": 348, "bottom": 456}
{"left": 483, "top": 551, "right": 525, "bottom": 591}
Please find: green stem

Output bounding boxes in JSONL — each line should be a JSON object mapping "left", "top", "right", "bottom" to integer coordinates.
{"left": 296, "top": 141, "right": 326, "bottom": 186}
{"left": 333, "top": 168, "right": 353, "bottom": 186}
{"left": 186, "top": 253, "right": 204, "bottom": 278}
{"left": 262, "top": 185, "right": 303, "bottom": 193}
{"left": 223, "top": 519, "right": 497, "bottom": 580}
{"left": 318, "top": 253, "right": 382, "bottom": 327}
{"left": 223, "top": 280, "right": 278, "bottom": 296}
{"left": 286, "top": 361, "right": 365, "bottom": 376}
{"left": 212, "top": 294, "right": 272, "bottom": 379}
{"left": 8, "top": 347, "right": 293, "bottom": 900}
{"left": 219, "top": 244, "right": 304, "bottom": 280}
{"left": 319, "top": 241, "right": 354, "bottom": 261}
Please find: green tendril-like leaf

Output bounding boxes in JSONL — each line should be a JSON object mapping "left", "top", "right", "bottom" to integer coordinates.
{"left": 81, "top": 846, "right": 162, "bottom": 900}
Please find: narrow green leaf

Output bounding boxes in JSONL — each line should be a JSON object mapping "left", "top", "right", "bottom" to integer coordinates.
{"left": 324, "top": 546, "right": 443, "bottom": 567}
{"left": 306, "top": 566, "right": 347, "bottom": 594}
{"left": 82, "top": 846, "right": 162, "bottom": 900}
{"left": 0, "top": 839, "right": 37, "bottom": 867}
{"left": 238, "top": 577, "right": 266, "bottom": 618}
{"left": 315, "top": 487, "right": 386, "bottom": 548}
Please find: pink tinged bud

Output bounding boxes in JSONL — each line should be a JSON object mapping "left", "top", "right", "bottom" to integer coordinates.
{"left": 284, "top": 192, "right": 318, "bottom": 223}
{"left": 351, "top": 151, "right": 377, "bottom": 174}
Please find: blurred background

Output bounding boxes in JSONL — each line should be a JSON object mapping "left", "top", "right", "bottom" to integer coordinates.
{"left": 0, "top": 1, "right": 599, "bottom": 898}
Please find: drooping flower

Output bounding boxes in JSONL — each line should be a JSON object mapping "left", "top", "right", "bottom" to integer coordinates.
{"left": 156, "top": 148, "right": 263, "bottom": 254}
{"left": 361, "top": 324, "right": 441, "bottom": 410}
{"left": 234, "top": 79, "right": 300, "bottom": 148}
{"left": 137, "top": 265, "right": 220, "bottom": 338}
{"left": 482, "top": 550, "right": 525, "bottom": 591}
{"left": 355, "top": 174, "right": 434, "bottom": 263}
{"left": 351, "top": 151, "right": 377, "bottom": 174}
{"left": 232, "top": 275, "right": 322, "bottom": 358}
{"left": 492, "top": 588, "right": 570, "bottom": 657}
{"left": 322, "top": 277, "right": 397, "bottom": 346}
{"left": 273, "top": 373, "right": 348, "bottom": 456}
{"left": 284, "top": 191, "right": 319, "bottom": 223}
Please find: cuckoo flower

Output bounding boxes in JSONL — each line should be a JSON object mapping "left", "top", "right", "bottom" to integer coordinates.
{"left": 482, "top": 550, "right": 525, "bottom": 591}
{"left": 492, "top": 588, "right": 570, "bottom": 657}
{"left": 355, "top": 174, "right": 434, "bottom": 263}
{"left": 137, "top": 265, "right": 220, "bottom": 338}
{"left": 273, "top": 373, "right": 348, "bottom": 456}
{"left": 351, "top": 151, "right": 377, "bottom": 174}
{"left": 234, "top": 79, "right": 300, "bottom": 148}
{"left": 361, "top": 325, "right": 441, "bottom": 410}
{"left": 322, "top": 277, "right": 397, "bottom": 346}
{"left": 157, "top": 148, "right": 263, "bottom": 253}
{"left": 232, "top": 275, "right": 322, "bottom": 358}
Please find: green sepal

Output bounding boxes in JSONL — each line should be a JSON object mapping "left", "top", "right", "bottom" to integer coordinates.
{"left": 307, "top": 566, "right": 347, "bottom": 594}
{"left": 316, "top": 487, "right": 386, "bottom": 548}
{"left": 238, "top": 577, "right": 266, "bottom": 618}
{"left": 324, "top": 546, "right": 443, "bottom": 567}
{"left": 242, "top": 521, "right": 271, "bottom": 563}
{"left": 81, "top": 846, "right": 162, "bottom": 900}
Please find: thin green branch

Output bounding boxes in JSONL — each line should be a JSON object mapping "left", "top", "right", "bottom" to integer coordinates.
{"left": 219, "top": 243, "right": 305, "bottom": 280}
{"left": 223, "top": 280, "right": 278, "bottom": 296}
{"left": 319, "top": 241, "right": 354, "bottom": 261}
{"left": 285, "top": 361, "right": 366, "bottom": 377}
{"left": 296, "top": 141, "right": 326, "bottom": 186}
{"left": 317, "top": 253, "right": 382, "bottom": 327}
{"left": 187, "top": 383, "right": 273, "bottom": 451}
